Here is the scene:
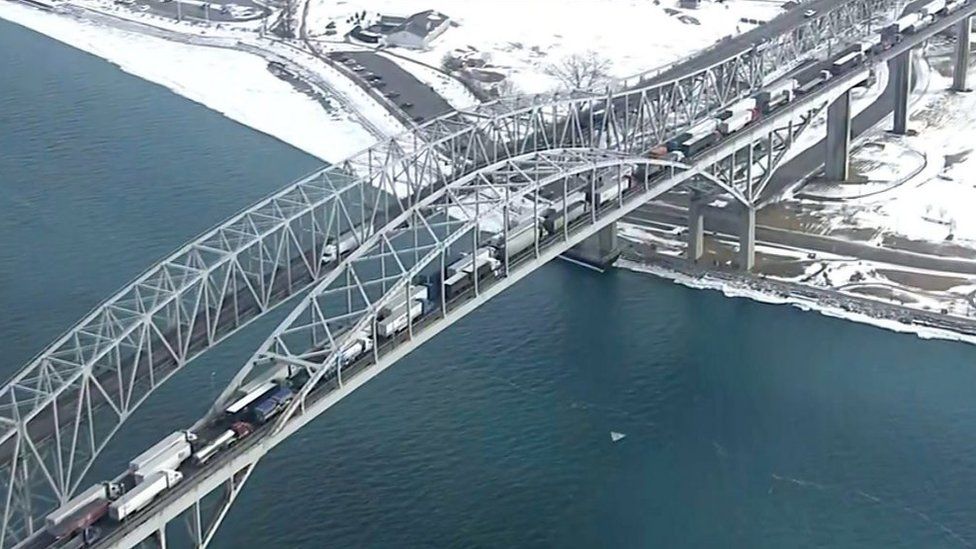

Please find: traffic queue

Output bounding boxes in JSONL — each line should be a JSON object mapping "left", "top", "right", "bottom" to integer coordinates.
{"left": 40, "top": 1, "right": 969, "bottom": 545}
{"left": 655, "top": 0, "right": 967, "bottom": 163}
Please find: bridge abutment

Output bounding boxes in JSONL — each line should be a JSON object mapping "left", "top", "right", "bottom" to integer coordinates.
{"left": 954, "top": 16, "right": 972, "bottom": 92}
{"left": 825, "top": 89, "right": 852, "bottom": 181}
{"left": 738, "top": 205, "right": 756, "bottom": 272}
{"left": 687, "top": 195, "right": 705, "bottom": 263}
{"left": 567, "top": 222, "right": 620, "bottom": 269}
{"left": 893, "top": 49, "right": 913, "bottom": 134}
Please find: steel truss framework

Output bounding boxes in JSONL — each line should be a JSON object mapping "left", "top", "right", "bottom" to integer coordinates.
{"left": 94, "top": 73, "right": 866, "bottom": 547}
{"left": 90, "top": 146, "right": 768, "bottom": 549}
{"left": 0, "top": 0, "right": 913, "bottom": 544}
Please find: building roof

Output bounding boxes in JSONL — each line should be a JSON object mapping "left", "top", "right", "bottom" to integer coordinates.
{"left": 389, "top": 9, "right": 449, "bottom": 39}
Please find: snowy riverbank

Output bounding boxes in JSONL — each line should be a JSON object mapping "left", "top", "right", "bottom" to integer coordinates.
{"left": 0, "top": 0, "right": 377, "bottom": 162}
{"left": 618, "top": 258, "right": 976, "bottom": 347}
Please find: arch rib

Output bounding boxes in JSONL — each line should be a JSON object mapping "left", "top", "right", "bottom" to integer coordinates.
{"left": 0, "top": 0, "right": 912, "bottom": 539}
{"left": 91, "top": 148, "right": 742, "bottom": 549}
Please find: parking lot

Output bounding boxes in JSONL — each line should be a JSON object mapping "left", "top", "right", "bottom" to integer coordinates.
{"left": 330, "top": 50, "right": 453, "bottom": 124}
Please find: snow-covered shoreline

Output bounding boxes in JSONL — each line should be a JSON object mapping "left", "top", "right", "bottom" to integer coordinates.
{"left": 1, "top": 0, "right": 796, "bottom": 163}
{"left": 617, "top": 258, "right": 976, "bottom": 346}
{"left": 0, "top": 0, "right": 377, "bottom": 162}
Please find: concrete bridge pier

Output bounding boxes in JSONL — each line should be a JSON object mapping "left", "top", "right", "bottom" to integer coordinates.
{"left": 892, "top": 49, "right": 913, "bottom": 134}
{"left": 687, "top": 195, "right": 705, "bottom": 263}
{"left": 738, "top": 205, "right": 756, "bottom": 272}
{"left": 825, "top": 89, "right": 852, "bottom": 181}
{"left": 567, "top": 222, "right": 620, "bottom": 269}
{"left": 953, "top": 16, "right": 972, "bottom": 92}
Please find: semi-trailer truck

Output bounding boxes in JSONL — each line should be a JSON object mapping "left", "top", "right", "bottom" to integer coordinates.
{"left": 443, "top": 256, "right": 501, "bottom": 301}
{"left": 542, "top": 200, "right": 587, "bottom": 234}
{"left": 46, "top": 482, "right": 123, "bottom": 536}
{"left": 191, "top": 421, "right": 256, "bottom": 465}
{"left": 585, "top": 177, "right": 632, "bottom": 207}
{"left": 488, "top": 219, "right": 540, "bottom": 261}
{"left": 252, "top": 386, "right": 295, "bottom": 424}
{"left": 224, "top": 362, "right": 302, "bottom": 415}
{"left": 192, "top": 429, "right": 236, "bottom": 465}
{"left": 718, "top": 110, "right": 754, "bottom": 135}
{"left": 133, "top": 442, "right": 192, "bottom": 483}
{"left": 323, "top": 224, "right": 375, "bottom": 263}
{"left": 796, "top": 70, "right": 833, "bottom": 95}
{"left": 830, "top": 51, "right": 864, "bottom": 75}
{"left": 883, "top": 13, "right": 921, "bottom": 41}
{"left": 108, "top": 470, "right": 183, "bottom": 521}
{"left": 678, "top": 131, "right": 718, "bottom": 158}
{"left": 920, "top": 0, "right": 947, "bottom": 16}
{"left": 718, "top": 97, "right": 757, "bottom": 120}
{"left": 378, "top": 285, "right": 429, "bottom": 319}
{"left": 338, "top": 332, "right": 373, "bottom": 365}
{"left": 756, "top": 79, "right": 796, "bottom": 113}
{"left": 376, "top": 299, "right": 424, "bottom": 338}
{"left": 128, "top": 431, "right": 195, "bottom": 474}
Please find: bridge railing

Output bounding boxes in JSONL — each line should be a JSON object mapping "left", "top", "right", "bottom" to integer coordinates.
{"left": 81, "top": 25, "right": 959, "bottom": 536}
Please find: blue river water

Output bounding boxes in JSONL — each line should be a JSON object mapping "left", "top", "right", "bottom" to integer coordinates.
{"left": 4, "top": 18, "right": 976, "bottom": 548}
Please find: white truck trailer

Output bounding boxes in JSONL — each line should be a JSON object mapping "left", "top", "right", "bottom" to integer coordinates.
{"left": 128, "top": 431, "right": 195, "bottom": 474}
{"left": 45, "top": 482, "right": 122, "bottom": 534}
{"left": 376, "top": 300, "right": 424, "bottom": 338}
{"left": 133, "top": 442, "right": 192, "bottom": 483}
{"left": 109, "top": 470, "right": 183, "bottom": 521}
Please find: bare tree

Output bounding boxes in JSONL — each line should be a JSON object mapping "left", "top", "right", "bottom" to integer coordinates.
{"left": 441, "top": 52, "right": 464, "bottom": 73}
{"left": 493, "top": 78, "right": 518, "bottom": 98}
{"left": 545, "top": 51, "right": 613, "bottom": 92}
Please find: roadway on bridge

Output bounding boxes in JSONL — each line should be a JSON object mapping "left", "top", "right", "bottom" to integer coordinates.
{"left": 647, "top": 0, "right": 852, "bottom": 84}
{"left": 761, "top": 0, "right": 935, "bottom": 200}
{"left": 13, "top": 1, "right": 929, "bottom": 546}
{"left": 762, "top": 56, "right": 909, "bottom": 201}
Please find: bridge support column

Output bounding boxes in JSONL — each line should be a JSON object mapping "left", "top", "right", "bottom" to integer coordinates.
{"left": 825, "top": 89, "right": 852, "bottom": 182}
{"left": 738, "top": 205, "right": 755, "bottom": 272}
{"left": 953, "top": 16, "right": 972, "bottom": 92}
{"left": 567, "top": 222, "right": 620, "bottom": 270}
{"left": 687, "top": 195, "right": 705, "bottom": 263}
{"left": 893, "top": 49, "right": 913, "bottom": 135}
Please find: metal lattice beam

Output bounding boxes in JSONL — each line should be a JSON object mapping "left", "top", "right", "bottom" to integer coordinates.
{"left": 96, "top": 87, "right": 849, "bottom": 547}
{"left": 0, "top": 0, "right": 923, "bottom": 542}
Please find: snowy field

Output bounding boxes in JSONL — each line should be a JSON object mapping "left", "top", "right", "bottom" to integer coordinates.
{"left": 305, "top": 0, "right": 791, "bottom": 94}
{"left": 790, "top": 47, "right": 976, "bottom": 251}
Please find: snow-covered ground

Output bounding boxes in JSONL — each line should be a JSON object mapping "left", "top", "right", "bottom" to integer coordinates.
{"left": 791, "top": 46, "right": 976, "bottom": 249}
{"left": 69, "top": 0, "right": 267, "bottom": 34}
{"left": 305, "top": 0, "right": 791, "bottom": 95}
{"left": 0, "top": 1, "right": 378, "bottom": 162}
{"left": 618, "top": 221, "right": 976, "bottom": 344}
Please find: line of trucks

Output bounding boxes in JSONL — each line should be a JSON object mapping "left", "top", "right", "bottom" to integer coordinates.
{"left": 653, "top": 0, "right": 967, "bottom": 163}
{"left": 41, "top": 4, "right": 969, "bottom": 546}
{"left": 41, "top": 173, "right": 640, "bottom": 548}
{"left": 43, "top": 425, "right": 260, "bottom": 547}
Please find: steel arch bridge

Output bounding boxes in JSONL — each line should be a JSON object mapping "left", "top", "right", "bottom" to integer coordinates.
{"left": 0, "top": 0, "right": 921, "bottom": 544}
